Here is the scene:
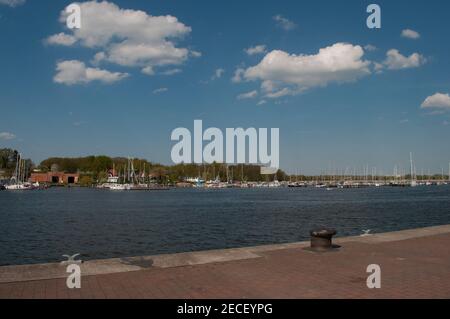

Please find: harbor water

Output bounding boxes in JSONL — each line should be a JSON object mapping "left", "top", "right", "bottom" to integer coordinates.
{"left": 1, "top": 186, "right": 450, "bottom": 266}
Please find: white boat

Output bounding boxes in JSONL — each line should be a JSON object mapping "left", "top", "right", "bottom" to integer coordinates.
{"left": 102, "top": 159, "right": 170, "bottom": 191}
{"left": 103, "top": 158, "right": 137, "bottom": 190}
{"left": 266, "top": 177, "right": 281, "bottom": 188}
{"left": 5, "top": 153, "right": 35, "bottom": 190}
{"left": 268, "top": 183, "right": 280, "bottom": 188}
{"left": 409, "top": 152, "right": 417, "bottom": 187}
{"left": 186, "top": 177, "right": 205, "bottom": 187}
{"left": 5, "top": 183, "right": 31, "bottom": 190}
{"left": 109, "top": 183, "right": 132, "bottom": 190}
{"left": 97, "top": 175, "right": 120, "bottom": 189}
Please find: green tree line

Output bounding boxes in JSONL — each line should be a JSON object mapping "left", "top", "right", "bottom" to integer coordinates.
{"left": 38, "top": 155, "right": 287, "bottom": 183}
{"left": 0, "top": 148, "right": 34, "bottom": 179}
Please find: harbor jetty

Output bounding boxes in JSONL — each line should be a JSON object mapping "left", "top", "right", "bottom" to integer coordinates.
{"left": 1, "top": 225, "right": 449, "bottom": 298}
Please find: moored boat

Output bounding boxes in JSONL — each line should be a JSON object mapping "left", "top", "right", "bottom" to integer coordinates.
{"left": 5, "top": 153, "right": 36, "bottom": 191}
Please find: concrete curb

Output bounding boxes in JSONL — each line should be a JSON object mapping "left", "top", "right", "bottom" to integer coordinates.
{"left": 1, "top": 224, "right": 450, "bottom": 283}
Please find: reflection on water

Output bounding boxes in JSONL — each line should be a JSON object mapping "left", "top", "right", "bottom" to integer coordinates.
{"left": 0, "top": 186, "right": 449, "bottom": 265}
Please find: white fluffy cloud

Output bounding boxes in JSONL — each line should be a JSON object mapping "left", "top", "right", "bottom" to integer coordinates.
{"left": 101, "top": 41, "right": 189, "bottom": 68}
{"left": 245, "top": 45, "right": 267, "bottom": 56}
{"left": 46, "top": 1, "right": 198, "bottom": 80}
{"left": 231, "top": 68, "right": 245, "bottom": 83}
{"left": 0, "top": 132, "right": 16, "bottom": 140}
{"left": 383, "top": 49, "right": 425, "bottom": 70}
{"left": 53, "top": 60, "right": 129, "bottom": 85}
{"left": 141, "top": 66, "right": 155, "bottom": 75}
{"left": 0, "top": 0, "right": 25, "bottom": 7}
{"left": 273, "top": 15, "right": 297, "bottom": 30}
{"left": 242, "top": 43, "right": 371, "bottom": 97}
{"left": 401, "top": 29, "right": 420, "bottom": 39}
{"left": 421, "top": 93, "right": 450, "bottom": 110}
{"left": 45, "top": 33, "right": 77, "bottom": 46}
{"left": 237, "top": 90, "right": 258, "bottom": 100}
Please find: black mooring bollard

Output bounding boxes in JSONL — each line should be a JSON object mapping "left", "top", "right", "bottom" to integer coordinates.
{"left": 310, "top": 228, "right": 337, "bottom": 250}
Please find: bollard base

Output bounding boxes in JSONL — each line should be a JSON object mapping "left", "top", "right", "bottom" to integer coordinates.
{"left": 305, "top": 228, "right": 339, "bottom": 252}
{"left": 303, "top": 244, "right": 341, "bottom": 253}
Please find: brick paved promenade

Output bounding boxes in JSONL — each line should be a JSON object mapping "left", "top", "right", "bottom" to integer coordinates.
{"left": 1, "top": 225, "right": 450, "bottom": 298}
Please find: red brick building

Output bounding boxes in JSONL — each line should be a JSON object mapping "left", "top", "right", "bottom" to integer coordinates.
{"left": 30, "top": 172, "right": 79, "bottom": 184}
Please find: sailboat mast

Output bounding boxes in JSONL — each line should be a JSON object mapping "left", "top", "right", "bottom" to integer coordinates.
{"left": 14, "top": 153, "right": 20, "bottom": 184}
{"left": 23, "top": 160, "right": 27, "bottom": 183}
{"left": 19, "top": 157, "right": 23, "bottom": 183}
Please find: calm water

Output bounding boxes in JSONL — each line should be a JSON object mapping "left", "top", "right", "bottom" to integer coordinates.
{"left": 0, "top": 186, "right": 449, "bottom": 266}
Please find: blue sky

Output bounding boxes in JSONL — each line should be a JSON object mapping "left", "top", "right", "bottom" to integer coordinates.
{"left": 0, "top": 0, "right": 449, "bottom": 175}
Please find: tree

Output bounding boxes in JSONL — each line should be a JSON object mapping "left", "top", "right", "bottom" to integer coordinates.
{"left": 79, "top": 175, "right": 93, "bottom": 186}
{"left": 0, "top": 148, "right": 33, "bottom": 179}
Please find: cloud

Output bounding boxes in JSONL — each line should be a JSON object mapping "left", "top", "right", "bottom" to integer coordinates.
{"left": 46, "top": 1, "right": 197, "bottom": 77}
{"left": 265, "top": 88, "right": 292, "bottom": 98}
{"left": 231, "top": 68, "right": 245, "bottom": 83}
{"left": 54, "top": 60, "right": 129, "bottom": 85}
{"left": 242, "top": 43, "right": 371, "bottom": 98}
{"left": 0, "top": 0, "right": 25, "bottom": 7}
{"left": 421, "top": 93, "right": 450, "bottom": 110}
{"left": 153, "top": 87, "right": 168, "bottom": 94}
{"left": 0, "top": 132, "right": 16, "bottom": 140}
{"left": 273, "top": 15, "right": 297, "bottom": 30}
{"left": 103, "top": 41, "right": 189, "bottom": 67}
{"left": 257, "top": 100, "right": 267, "bottom": 105}
{"left": 373, "top": 62, "right": 384, "bottom": 73}
{"left": 91, "top": 52, "right": 106, "bottom": 65}
{"left": 245, "top": 45, "right": 267, "bottom": 56}
{"left": 401, "top": 29, "right": 420, "bottom": 39}
{"left": 237, "top": 90, "right": 258, "bottom": 100}
{"left": 364, "top": 44, "right": 377, "bottom": 51}
{"left": 190, "top": 51, "right": 202, "bottom": 58}
{"left": 73, "top": 121, "right": 87, "bottom": 127}
{"left": 141, "top": 66, "right": 155, "bottom": 75}
{"left": 211, "top": 68, "right": 225, "bottom": 80}
{"left": 383, "top": 49, "right": 425, "bottom": 70}
{"left": 45, "top": 33, "right": 77, "bottom": 46}
{"left": 161, "top": 68, "right": 182, "bottom": 75}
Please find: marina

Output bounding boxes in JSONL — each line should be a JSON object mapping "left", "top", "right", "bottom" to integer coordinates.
{"left": 1, "top": 0, "right": 450, "bottom": 304}
{"left": 1, "top": 150, "right": 449, "bottom": 191}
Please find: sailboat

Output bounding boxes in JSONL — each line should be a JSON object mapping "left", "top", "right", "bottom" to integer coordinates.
{"left": 107, "top": 159, "right": 134, "bottom": 190}
{"left": 105, "top": 158, "right": 169, "bottom": 191}
{"left": 409, "top": 152, "right": 417, "bottom": 187}
{"left": 5, "top": 153, "right": 34, "bottom": 190}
